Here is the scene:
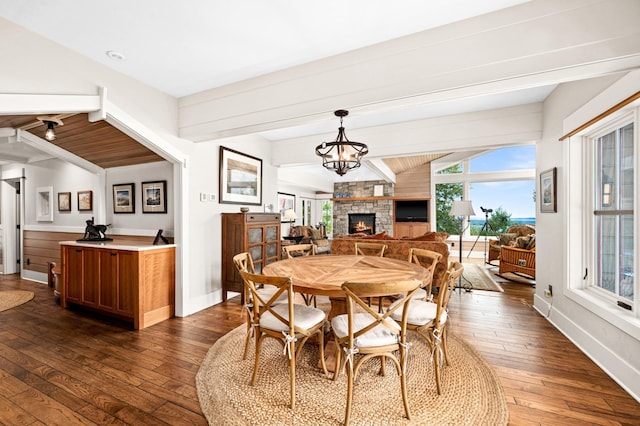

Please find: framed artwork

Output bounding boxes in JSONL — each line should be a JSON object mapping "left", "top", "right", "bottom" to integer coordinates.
{"left": 277, "top": 192, "right": 296, "bottom": 222}
{"left": 142, "top": 180, "right": 167, "bottom": 213}
{"left": 540, "top": 167, "right": 557, "bottom": 213}
{"left": 219, "top": 146, "right": 262, "bottom": 205}
{"left": 36, "top": 186, "right": 54, "bottom": 221}
{"left": 113, "top": 183, "right": 135, "bottom": 214}
{"left": 77, "top": 190, "right": 93, "bottom": 211}
{"left": 58, "top": 192, "right": 71, "bottom": 212}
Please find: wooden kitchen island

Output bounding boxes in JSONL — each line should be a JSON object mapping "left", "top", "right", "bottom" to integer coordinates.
{"left": 60, "top": 241, "right": 176, "bottom": 329}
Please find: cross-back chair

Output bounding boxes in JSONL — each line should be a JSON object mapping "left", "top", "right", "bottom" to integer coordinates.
{"left": 232, "top": 252, "right": 287, "bottom": 360}
{"left": 388, "top": 261, "right": 463, "bottom": 395}
{"left": 331, "top": 279, "right": 422, "bottom": 425}
{"left": 408, "top": 248, "right": 443, "bottom": 301}
{"left": 283, "top": 243, "right": 317, "bottom": 306}
{"left": 239, "top": 270, "right": 328, "bottom": 410}
{"left": 283, "top": 243, "right": 315, "bottom": 258}
{"left": 354, "top": 242, "right": 388, "bottom": 310}
{"left": 354, "top": 242, "right": 387, "bottom": 257}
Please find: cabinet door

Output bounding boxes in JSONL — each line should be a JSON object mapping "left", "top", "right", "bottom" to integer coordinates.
{"left": 66, "top": 247, "right": 84, "bottom": 303}
{"left": 98, "top": 250, "right": 118, "bottom": 311}
{"left": 116, "top": 251, "right": 136, "bottom": 317}
{"left": 82, "top": 248, "right": 100, "bottom": 307}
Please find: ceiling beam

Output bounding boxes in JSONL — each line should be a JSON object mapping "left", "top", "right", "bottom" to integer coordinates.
{"left": 17, "top": 130, "right": 103, "bottom": 174}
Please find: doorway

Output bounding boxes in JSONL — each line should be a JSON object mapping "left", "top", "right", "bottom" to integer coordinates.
{"left": 1, "top": 177, "right": 23, "bottom": 275}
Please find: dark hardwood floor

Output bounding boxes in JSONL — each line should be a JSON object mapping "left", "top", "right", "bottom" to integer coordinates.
{"left": 0, "top": 267, "right": 638, "bottom": 425}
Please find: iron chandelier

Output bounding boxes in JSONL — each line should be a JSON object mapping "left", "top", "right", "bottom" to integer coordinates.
{"left": 315, "top": 110, "right": 368, "bottom": 176}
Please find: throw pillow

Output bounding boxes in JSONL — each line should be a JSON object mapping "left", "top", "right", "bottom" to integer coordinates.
{"left": 309, "top": 228, "right": 322, "bottom": 240}
{"left": 515, "top": 235, "right": 531, "bottom": 249}
{"left": 312, "top": 239, "right": 331, "bottom": 254}
{"left": 409, "top": 232, "right": 436, "bottom": 241}
{"left": 526, "top": 234, "right": 536, "bottom": 250}
{"left": 499, "top": 233, "right": 518, "bottom": 246}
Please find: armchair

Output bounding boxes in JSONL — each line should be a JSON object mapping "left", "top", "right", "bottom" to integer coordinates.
{"left": 488, "top": 225, "right": 535, "bottom": 263}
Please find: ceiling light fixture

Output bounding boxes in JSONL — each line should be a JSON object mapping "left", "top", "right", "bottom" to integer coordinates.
{"left": 315, "top": 109, "right": 368, "bottom": 176}
{"left": 106, "top": 50, "right": 126, "bottom": 61}
{"left": 37, "top": 117, "right": 63, "bottom": 141}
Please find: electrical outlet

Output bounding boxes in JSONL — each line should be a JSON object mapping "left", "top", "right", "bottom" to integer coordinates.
{"left": 544, "top": 284, "right": 553, "bottom": 298}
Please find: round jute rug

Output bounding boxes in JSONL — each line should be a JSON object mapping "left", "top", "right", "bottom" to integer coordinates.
{"left": 0, "top": 290, "right": 34, "bottom": 312}
{"left": 196, "top": 325, "right": 508, "bottom": 425}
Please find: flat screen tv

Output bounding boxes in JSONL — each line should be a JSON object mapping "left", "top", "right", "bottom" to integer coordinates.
{"left": 395, "top": 200, "right": 428, "bottom": 222}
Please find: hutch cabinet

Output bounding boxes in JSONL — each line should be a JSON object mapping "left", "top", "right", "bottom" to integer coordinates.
{"left": 60, "top": 241, "right": 175, "bottom": 329}
{"left": 221, "top": 212, "right": 281, "bottom": 302}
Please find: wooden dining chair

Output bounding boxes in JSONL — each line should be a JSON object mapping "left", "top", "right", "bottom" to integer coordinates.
{"left": 408, "top": 248, "right": 443, "bottom": 301}
{"left": 354, "top": 242, "right": 388, "bottom": 310}
{"left": 283, "top": 243, "right": 317, "bottom": 306}
{"left": 239, "top": 270, "right": 328, "bottom": 410}
{"left": 354, "top": 242, "right": 387, "bottom": 257}
{"left": 232, "top": 252, "right": 287, "bottom": 360}
{"left": 388, "top": 261, "right": 463, "bottom": 395}
{"left": 283, "top": 243, "right": 315, "bottom": 258}
{"left": 331, "top": 279, "right": 422, "bottom": 425}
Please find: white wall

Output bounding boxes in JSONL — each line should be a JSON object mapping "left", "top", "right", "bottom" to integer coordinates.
{"left": 183, "top": 134, "right": 278, "bottom": 312}
{"left": 536, "top": 72, "right": 640, "bottom": 400}
{"left": 105, "top": 161, "right": 174, "bottom": 236}
{"left": 23, "top": 158, "right": 101, "bottom": 231}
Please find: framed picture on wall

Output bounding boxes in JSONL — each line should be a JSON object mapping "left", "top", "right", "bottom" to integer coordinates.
{"left": 142, "top": 180, "right": 167, "bottom": 213}
{"left": 58, "top": 192, "right": 71, "bottom": 212}
{"left": 36, "top": 186, "right": 54, "bottom": 221}
{"left": 219, "top": 146, "right": 262, "bottom": 205}
{"left": 77, "top": 190, "right": 93, "bottom": 211}
{"left": 113, "top": 183, "right": 135, "bottom": 213}
{"left": 540, "top": 167, "right": 557, "bottom": 213}
{"left": 277, "top": 192, "right": 296, "bottom": 222}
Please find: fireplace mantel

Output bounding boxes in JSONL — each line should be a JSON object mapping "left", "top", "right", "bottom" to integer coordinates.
{"left": 331, "top": 195, "right": 429, "bottom": 202}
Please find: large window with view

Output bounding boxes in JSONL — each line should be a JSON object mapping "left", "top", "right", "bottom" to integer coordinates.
{"left": 593, "top": 122, "right": 634, "bottom": 303}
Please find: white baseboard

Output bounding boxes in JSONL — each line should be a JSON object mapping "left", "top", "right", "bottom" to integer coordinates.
{"left": 533, "top": 294, "right": 640, "bottom": 403}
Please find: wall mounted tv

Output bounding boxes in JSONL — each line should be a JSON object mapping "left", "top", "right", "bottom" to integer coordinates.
{"left": 395, "top": 199, "right": 428, "bottom": 222}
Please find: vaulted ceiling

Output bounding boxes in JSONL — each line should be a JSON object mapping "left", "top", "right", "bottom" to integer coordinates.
{"left": 0, "top": 114, "right": 164, "bottom": 168}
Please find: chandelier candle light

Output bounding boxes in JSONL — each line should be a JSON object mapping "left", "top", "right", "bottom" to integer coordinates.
{"left": 315, "top": 110, "right": 368, "bottom": 176}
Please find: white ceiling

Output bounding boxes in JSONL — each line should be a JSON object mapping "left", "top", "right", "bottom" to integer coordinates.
{"left": 0, "top": 0, "right": 530, "bottom": 98}
{"left": 0, "top": 0, "right": 547, "bottom": 181}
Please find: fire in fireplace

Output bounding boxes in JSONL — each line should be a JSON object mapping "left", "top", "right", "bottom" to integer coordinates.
{"left": 348, "top": 213, "right": 375, "bottom": 235}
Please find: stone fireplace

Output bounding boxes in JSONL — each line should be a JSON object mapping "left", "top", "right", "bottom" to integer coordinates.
{"left": 348, "top": 213, "right": 375, "bottom": 235}
{"left": 332, "top": 180, "right": 394, "bottom": 236}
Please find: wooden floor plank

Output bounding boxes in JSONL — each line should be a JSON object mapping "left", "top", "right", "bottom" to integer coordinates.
{"left": 0, "top": 261, "right": 637, "bottom": 425}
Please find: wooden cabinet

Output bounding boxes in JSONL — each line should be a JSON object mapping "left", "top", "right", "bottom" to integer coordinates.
{"left": 60, "top": 242, "right": 175, "bottom": 329}
{"left": 393, "top": 222, "right": 431, "bottom": 239}
{"left": 221, "top": 213, "right": 281, "bottom": 302}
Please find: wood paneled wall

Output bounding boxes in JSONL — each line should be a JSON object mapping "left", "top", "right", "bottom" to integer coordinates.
{"left": 394, "top": 163, "right": 431, "bottom": 197}
{"left": 22, "top": 231, "right": 172, "bottom": 274}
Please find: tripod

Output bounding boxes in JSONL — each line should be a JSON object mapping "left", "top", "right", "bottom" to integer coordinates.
{"left": 468, "top": 207, "right": 497, "bottom": 265}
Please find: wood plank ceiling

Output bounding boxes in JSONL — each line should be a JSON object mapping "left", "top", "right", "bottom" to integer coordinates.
{"left": 382, "top": 153, "right": 449, "bottom": 175}
{"left": 0, "top": 113, "right": 165, "bottom": 168}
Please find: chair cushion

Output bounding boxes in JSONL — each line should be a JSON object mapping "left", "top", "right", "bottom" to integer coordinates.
{"left": 498, "top": 233, "right": 518, "bottom": 246}
{"left": 331, "top": 313, "right": 401, "bottom": 347}
{"left": 260, "top": 303, "right": 325, "bottom": 332}
{"left": 388, "top": 299, "right": 447, "bottom": 326}
{"left": 255, "top": 286, "right": 288, "bottom": 305}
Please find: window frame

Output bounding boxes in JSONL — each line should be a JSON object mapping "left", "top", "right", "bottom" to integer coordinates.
{"left": 566, "top": 109, "right": 640, "bottom": 339}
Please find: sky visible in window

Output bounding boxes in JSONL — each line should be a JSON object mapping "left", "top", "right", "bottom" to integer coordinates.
{"left": 469, "top": 146, "right": 536, "bottom": 220}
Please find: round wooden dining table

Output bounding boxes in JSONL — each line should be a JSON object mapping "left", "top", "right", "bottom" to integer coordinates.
{"left": 263, "top": 254, "right": 431, "bottom": 319}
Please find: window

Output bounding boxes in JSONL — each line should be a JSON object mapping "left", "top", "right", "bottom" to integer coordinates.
{"left": 592, "top": 122, "right": 634, "bottom": 302}
{"left": 321, "top": 200, "right": 333, "bottom": 235}
{"left": 301, "top": 198, "right": 312, "bottom": 226}
{"left": 469, "top": 146, "right": 536, "bottom": 172}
